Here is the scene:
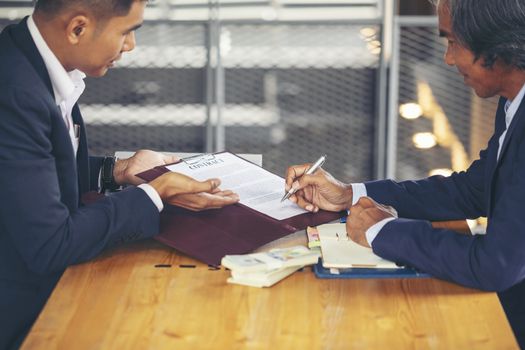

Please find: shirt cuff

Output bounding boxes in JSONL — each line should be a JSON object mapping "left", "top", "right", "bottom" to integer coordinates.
{"left": 138, "top": 183, "right": 164, "bottom": 212}
{"left": 366, "top": 217, "right": 396, "bottom": 246}
{"left": 351, "top": 183, "right": 367, "bottom": 205}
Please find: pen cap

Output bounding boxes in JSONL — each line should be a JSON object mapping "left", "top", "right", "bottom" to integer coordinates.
{"left": 306, "top": 155, "right": 327, "bottom": 175}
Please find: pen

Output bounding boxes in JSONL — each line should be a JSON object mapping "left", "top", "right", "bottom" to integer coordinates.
{"left": 281, "top": 155, "right": 326, "bottom": 202}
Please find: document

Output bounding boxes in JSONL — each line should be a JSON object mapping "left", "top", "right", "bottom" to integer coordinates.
{"left": 136, "top": 151, "right": 343, "bottom": 265}
{"left": 165, "top": 152, "right": 307, "bottom": 220}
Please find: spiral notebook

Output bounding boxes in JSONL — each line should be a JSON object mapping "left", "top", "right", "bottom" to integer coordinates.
{"left": 315, "top": 223, "right": 430, "bottom": 279}
{"left": 317, "top": 223, "right": 400, "bottom": 269}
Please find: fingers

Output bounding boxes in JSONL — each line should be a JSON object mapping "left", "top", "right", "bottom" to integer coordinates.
{"left": 189, "top": 178, "right": 221, "bottom": 193}
{"left": 284, "top": 164, "right": 311, "bottom": 191}
{"left": 171, "top": 192, "right": 239, "bottom": 211}
{"left": 163, "top": 154, "right": 180, "bottom": 164}
{"left": 293, "top": 193, "right": 318, "bottom": 212}
{"left": 355, "top": 197, "right": 398, "bottom": 218}
{"left": 150, "top": 172, "right": 226, "bottom": 200}
{"left": 294, "top": 171, "right": 327, "bottom": 192}
{"left": 347, "top": 197, "right": 397, "bottom": 243}
{"left": 354, "top": 196, "right": 376, "bottom": 209}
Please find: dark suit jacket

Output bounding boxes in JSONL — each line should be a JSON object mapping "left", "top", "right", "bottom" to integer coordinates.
{"left": 0, "top": 18, "right": 160, "bottom": 349}
{"left": 365, "top": 96, "right": 525, "bottom": 345}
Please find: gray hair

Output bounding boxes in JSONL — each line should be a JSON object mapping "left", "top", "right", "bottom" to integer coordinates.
{"left": 431, "top": 0, "right": 525, "bottom": 69}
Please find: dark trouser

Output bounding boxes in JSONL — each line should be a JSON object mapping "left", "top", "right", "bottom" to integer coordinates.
{"left": 499, "top": 280, "right": 525, "bottom": 349}
{"left": 0, "top": 275, "right": 61, "bottom": 350}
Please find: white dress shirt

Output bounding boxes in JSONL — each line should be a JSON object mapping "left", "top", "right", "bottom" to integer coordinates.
{"left": 354, "top": 82, "right": 525, "bottom": 246}
{"left": 27, "top": 16, "right": 84, "bottom": 155}
{"left": 27, "top": 16, "right": 163, "bottom": 212}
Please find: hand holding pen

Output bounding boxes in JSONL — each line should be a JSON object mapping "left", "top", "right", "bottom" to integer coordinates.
{"left": 283, "top": 156, "right": 354, "bottom": 212}
{"left": 281, "top": 155, "right": 326, "bottom": 202}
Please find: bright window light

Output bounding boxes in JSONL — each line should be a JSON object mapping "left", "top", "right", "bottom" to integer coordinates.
{"left": 360, "top": 27, "right": 377, "bottom": 39}
{"left": 399, "top": 102, "right": 423, "bottom": 120}
{"left": 428, "top": 168, "right": 453, "bottom": 177}
{"left": 413, "top": 132, "right": 437, "bottom": 149}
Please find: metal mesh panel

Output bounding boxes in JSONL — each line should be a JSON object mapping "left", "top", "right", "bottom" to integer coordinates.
{"left": 222, "top": 23, "right": 380, "bottom": 181}
{"left": 395, "top": 24, "right": 498, "bottom": 180}
{"left": 0, "top": 16, "right": 380, "bottom": 180}
{"left": 79, "top": 22, "right": 209, "bottom": 156}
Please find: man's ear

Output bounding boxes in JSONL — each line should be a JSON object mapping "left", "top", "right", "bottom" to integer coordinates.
{"left": 66, "top": 15, "right": 90, "bottom": 44}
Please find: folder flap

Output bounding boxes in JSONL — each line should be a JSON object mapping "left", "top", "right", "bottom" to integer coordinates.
{"left": 281, "top": 210, "right": 345, "bottom": 231}
{"left": 157, "top": 204, "right": 298, "bottom": 265}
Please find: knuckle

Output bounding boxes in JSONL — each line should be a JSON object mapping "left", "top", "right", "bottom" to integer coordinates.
{"left": 356, "top": 197, "right": 367, "bottom": 206}
{"left": 199, "top": 197, "right": 211, "bottom": 208}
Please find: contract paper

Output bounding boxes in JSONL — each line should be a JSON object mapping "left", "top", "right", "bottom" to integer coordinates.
{"left": 166, "top": 152, "right": 307, "bottom": 220}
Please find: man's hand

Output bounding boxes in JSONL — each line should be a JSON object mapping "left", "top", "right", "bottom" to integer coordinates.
{"left": 113, "top": 150, "right": 179, "bottom": 186}
{"left": 149, "top": 172, "right": 239, "bottom": 211}
{"left": 284, "top": 164, "right": 352, "bottom": 212}
{"left": 346, "top": 197, "right": 397, "bottom": 247}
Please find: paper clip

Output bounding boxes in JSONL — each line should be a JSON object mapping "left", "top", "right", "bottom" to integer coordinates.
{"left": 182, "top": 153, "right": 215, "bottom": 165}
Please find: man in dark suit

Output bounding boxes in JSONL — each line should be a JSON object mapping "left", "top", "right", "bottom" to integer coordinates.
{"left": 0, "top": 0, "right": 239, "bottom": 348}
{"left": 285, "top": 0, "right": 525, "bottom": 347}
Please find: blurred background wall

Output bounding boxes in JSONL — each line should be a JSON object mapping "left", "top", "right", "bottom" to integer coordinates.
{"left": 0, "top": 0, "right": 497, "bottom": 185}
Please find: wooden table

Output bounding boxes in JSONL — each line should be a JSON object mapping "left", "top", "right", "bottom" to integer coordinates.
{"left": 23, "top": 237, "right": 517, "bottom": 349}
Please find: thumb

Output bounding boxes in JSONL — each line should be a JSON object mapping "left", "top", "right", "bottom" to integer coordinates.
{"left": 163, "top": 154, "right": 180, "bottom": 164}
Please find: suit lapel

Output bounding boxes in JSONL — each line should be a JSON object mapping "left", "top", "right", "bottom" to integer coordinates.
{"left": 498, "top": 97, "right": 525, "bottom": 163}
{"left": 487, "top": 96, "right": 525, "bottom": 215}
{"left": 8, "top": 17, "right": 54, "bottom": 98}
{"left": 486, "top": 98, "right": 507, "bottom": 215}
{"left": 72, "top": 105, "right": 90, "bottom": 195}
{"left": 9, "top": 17, "right": 91, "bottom": 196}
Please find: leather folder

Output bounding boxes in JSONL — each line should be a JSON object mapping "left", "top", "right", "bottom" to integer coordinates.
{"left": 137, "top": 158, "right": 344, "bottom": 266}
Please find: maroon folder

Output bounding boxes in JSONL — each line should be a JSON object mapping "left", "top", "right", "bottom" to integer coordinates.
{"left": 137, "top": 156, "right": 344, "bottom": 266}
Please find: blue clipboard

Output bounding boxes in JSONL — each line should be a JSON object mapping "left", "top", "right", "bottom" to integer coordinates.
{"left": 313, "top": 260, "right": 430, "bottom": 279}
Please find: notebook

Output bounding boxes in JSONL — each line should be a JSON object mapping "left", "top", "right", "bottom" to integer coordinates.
{"left": 317, "top": 223, "right": 400, "bottom": 269}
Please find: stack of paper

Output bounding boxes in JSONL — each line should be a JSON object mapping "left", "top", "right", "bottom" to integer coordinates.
{"left": 221, "top": 246, "right": 321, "bottom": 287}
{"left": 306, "top": 226, "right": 321, "bottom": 250}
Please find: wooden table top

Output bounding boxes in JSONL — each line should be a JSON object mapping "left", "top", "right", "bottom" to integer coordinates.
{"left": 22, "top": 238, "right": 517, "bottom": 349}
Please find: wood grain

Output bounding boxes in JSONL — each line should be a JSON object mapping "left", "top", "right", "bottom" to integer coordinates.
{"left": 431, "top": 220, "right": 472, "bottom": 234}
{"left": 22, "top": 238, "right": 517, "bottom": 349}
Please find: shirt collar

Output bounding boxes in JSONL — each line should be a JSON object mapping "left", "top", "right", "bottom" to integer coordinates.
{"left": 504, "top": 82, "right": 525, "bottom": 118}
{"left": 26, "top": 15, "right": 86, "bottom": 106}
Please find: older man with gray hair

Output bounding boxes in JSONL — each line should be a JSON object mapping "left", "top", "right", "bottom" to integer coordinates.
{"left": 285, "top": 0, "right": 525, "bottom": 347}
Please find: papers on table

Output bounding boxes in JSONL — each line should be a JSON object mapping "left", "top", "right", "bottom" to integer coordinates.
{"left": 317, "top": 223, "right": 400, "bottom": 269}
{"left": 222, "top": 246, "right": 320, "bottom": 287}
{"left": 166, "top": 152, "right": 307, "bottom": 220}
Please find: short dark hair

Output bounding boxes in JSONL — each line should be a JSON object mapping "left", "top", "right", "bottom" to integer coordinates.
{"left": 34, "top": 0, "right": 139, "bottom": 19}
{"left": 433, "top": 0, "right": 525, "bottom": 70}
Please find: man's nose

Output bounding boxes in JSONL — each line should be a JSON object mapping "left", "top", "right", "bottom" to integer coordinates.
{"left": 444, "top": 46, "right": 455, "bottom": 66}
{"left": 122, "top": 31, "right": 136, "bottom": 52}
